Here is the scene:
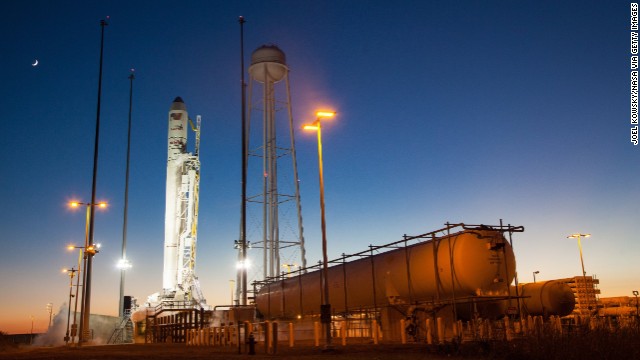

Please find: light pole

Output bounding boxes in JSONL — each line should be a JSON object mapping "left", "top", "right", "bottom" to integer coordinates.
{"left": 79, "top": 16, "right": 108, "bottom": 345}
{"left": 66, "top": 245, "right": 84, "bottom": 344}
{"left": 567, "top": 233, "right": 591, "bottom": 316}
{"left": 303, "top": 110, "right": 336, "bottom": 348}
{"left": 70, "top": 201, "right": 106, "bottom": 343}
{"left": 238, "top": 15, "right": 248, "bottom": 307}
{"left": 119, "top": 69, "right": 135, "bottom": 319}
{"left": 633, "top": 290, "right": 639, "bottom": 318}
{"left": 62, "top": 268, "right": 78, "bottom": 344}
{"left": 282, "top": 263, "right": 296, "bottom": 277}
{"left": 533, "top": 271, "right": 539, "bottom": 283}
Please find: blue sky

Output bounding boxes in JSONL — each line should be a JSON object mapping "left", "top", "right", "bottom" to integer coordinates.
{"left": 1, "top": 1, "right": 637, "bottom": 334}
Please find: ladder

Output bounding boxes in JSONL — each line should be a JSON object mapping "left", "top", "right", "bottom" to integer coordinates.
{"left": 108, "top": 309, "right": 134, "bottom": 344}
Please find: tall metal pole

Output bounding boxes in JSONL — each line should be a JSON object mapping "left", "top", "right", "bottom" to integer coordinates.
{"left": 81, "top": 18, "right": 108, "bottom": 344}
{"left": 239, "top": 16, "right": 248, "bottom": 306}
{"left": 119, "top": 70, "right": 135, "bottom": 318}
{"left": 78, "top": 205, "right": 90, "bottom": 344}
{"left": 316, "top": 120, "right": 332, "bottom": 347}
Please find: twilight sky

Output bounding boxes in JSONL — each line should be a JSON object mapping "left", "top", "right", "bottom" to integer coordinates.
{"left": 1, "top": 1, "right": 637, "bottom": 334}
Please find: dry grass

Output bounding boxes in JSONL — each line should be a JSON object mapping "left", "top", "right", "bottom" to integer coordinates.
{"left": 490, "top": 327, "right": 640, "bottom": 360}
{"left": 1, "top": 327, "right": 638, "bottom": 360}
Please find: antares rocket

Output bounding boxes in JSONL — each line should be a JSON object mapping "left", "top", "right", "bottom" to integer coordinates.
{"left": 160, "top": 97, "right": 205, "bottom": 305}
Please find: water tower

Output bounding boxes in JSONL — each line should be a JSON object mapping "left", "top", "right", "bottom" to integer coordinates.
{"left": 239, "top": 45, "right": 307, "bottom": 292}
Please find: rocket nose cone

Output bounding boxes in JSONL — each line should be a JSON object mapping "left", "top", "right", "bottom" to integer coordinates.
{"left": 170, "top": 97, "right": 187, "bottom": 111}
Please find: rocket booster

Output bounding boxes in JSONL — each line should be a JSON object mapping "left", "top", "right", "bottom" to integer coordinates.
{"left": 163, "top": 97, "right": 188, "bottom": 290}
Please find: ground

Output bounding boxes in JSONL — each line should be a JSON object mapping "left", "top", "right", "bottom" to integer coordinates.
{"left": 0, "top": 343, "right": 469, "bottom": 360}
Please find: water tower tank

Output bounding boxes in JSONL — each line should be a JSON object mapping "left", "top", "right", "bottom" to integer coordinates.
{"left": 249, "top": 45, "right": 288, "bottom": 83}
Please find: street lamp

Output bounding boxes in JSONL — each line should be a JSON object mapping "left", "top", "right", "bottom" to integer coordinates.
{"left": 303, "top": 110, "right": 336, "bottom": 348}
{"left": 75, "top": 16, "right": 109, "bottom": 345}
{"left": 533, "top": 271, "right": 539, "bottom": 283}
{"left": 282, "top": 263, "right": 296, "bottom": 277}
{"left": 633, "top": 290, "right": 639, "bottom": 318}
{"left": 62, "top": 268, "right": 78, "bottom": 344}
{"left": 66, "top": 245, "right": 84, "bottom": 344}
{"left": 69, "top": 201, "right": 106, "bottom": 343}
{"left": 567, "top": 233, "right": 591, "bottom": 316}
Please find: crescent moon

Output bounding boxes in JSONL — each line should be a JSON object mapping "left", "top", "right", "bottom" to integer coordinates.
{"left": 32, "top": 59, "right": 38, "bottom": 67}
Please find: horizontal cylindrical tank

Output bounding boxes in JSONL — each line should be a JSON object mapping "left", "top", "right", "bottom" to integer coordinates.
{"left": 599, "top": 306, "right": 637, "bottom": 316}
{"left": 517, "top": 280, "right": 575, "bottom": 317}
{"left": 459, "top": 280, "right": 576, "bottom": 319}
{"left": 255, "top": 229, "right": 516, "bottom": 319}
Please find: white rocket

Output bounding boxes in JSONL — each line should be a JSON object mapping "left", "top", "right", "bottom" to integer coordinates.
{"left": 162, "top": 97, "right": 203, "bottom": 302}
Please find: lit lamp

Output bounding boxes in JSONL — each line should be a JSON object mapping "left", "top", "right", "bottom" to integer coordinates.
{"left": 116, "top": 258, "right": 132, "bottom": 269}
{"left": 567, "top": 233, "right": 591, "bottom": 316}
{"left": 69, "top": 200, "right": 107, "bottom": 343}
{"left": 303, "top": 110, "right": 336, "bottom": 348}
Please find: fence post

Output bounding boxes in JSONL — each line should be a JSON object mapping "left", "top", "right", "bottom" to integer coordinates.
{"left": 341, "top": 320, "right": 347, "bottom": 346}
{"left": 265, "top": 321, "right": 271, "bottom": 353}
{"left": 289, "top": 322, "right": 294, "bottom": 348}
{"left": 504, "top": 317, "right": 512, "bottom": 341}
{"left": 436, "top": 317, "right": 444, "bottom": 344}
{"left": 271, "top": 322, "right": 278, "bottom": 354}
{"left": 314, "top": 321, "right": 320, "bottom": 347}
{"left": 372, "top": 319, "right": 379, "bottom": 344}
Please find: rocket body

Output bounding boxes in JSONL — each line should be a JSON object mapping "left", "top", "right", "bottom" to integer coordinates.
{"left": 163, "top": 97, "right": 189, "bottom": 290}
{"left": 140, "top": 96, "right": 205, "bottom": 309}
